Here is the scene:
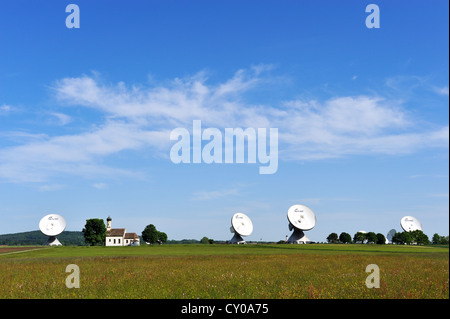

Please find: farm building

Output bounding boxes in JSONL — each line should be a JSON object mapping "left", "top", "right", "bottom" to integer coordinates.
{"left": 105, "top": 216, "right": 140, "bottom": 246}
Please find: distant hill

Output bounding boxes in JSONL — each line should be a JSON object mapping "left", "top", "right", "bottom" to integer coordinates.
{"left": 0, "top": 230, "right": 86, "bottom": 246}
{"left": 0, "top": 231, "right": 228, "bottom": 246}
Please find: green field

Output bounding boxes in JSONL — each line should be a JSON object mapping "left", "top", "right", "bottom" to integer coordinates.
{"left": 0, "top": 244, "right": 448, "bottom": 299}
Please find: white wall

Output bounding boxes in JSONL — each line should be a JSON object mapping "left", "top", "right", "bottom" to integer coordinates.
{"left": 106, "top": 236, "right": 124, "bottom": 246}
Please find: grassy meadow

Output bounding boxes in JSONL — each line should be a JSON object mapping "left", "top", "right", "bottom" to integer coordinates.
{"left": 0, "top": 244, "right": 448, "bottom": 299}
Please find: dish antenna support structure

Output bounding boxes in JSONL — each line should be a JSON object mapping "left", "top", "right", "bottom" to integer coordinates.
{"left": 39, "top": 214, "right": 66, "bottom": 246}
{"left": 386, "top": 229, "right": 397, "bottom": 244}
{"left": 286, "top": 205, "right": 316, "bottom": 244}
{"left": 229, "top": 213, "right": 253, "bottom": 244}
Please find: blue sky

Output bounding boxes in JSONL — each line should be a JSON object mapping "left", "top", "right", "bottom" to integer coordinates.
{"left": 0, "top": 0, "right": 448, "bottom": 242}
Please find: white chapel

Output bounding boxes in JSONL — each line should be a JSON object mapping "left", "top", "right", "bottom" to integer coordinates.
{"left": 105, "top": 216, "right": 140, "bottom": 246}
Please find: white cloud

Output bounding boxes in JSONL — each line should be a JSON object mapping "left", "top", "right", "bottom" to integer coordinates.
{"left": 386, "top": 76, "right": 449, "bottom": 97}
{"left": 275, "top": 97, "right": 447, "bottom": 160}
{"left": 0, "top": 67, "right": 448, "bottom": 183}
{"left": 435, "top": 86, "right": 449, "bottom": 96}
{"left": 93, "top": 182, "right": 108, "bottom": 190}
{"left": 0, "top": 104, "right": 15, "bottom": 115}
{"left": 49, "top": 112, "right": 72, "bottom": 125}
{"left": 0, "top": 120, "right": 160, "bottom": 182}
{"left": 192, "top": 188, "right": 240, "bottom": 201}
{"left": 51, "top": 67, "right": 270, "bottom": 128}
{"left": 0, "top": 104, "right": 11, "bottom": 112}
{"left": 0, "top": 131, "right": 48, "bottom": 143}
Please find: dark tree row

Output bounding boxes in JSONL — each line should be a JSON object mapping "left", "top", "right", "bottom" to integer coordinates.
{"left": 326, "top": 231, "right": 386, "bottom": 244}
{"left": 327, "top": 230, "right": 432, "bottom": 245}
{"left": 432, "top": 233, "right": 449, "bottom": 245}
{"left": 391, "top": 230, "right": 429, "bottom": 245}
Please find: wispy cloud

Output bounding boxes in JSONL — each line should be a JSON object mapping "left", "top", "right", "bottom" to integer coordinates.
{"left": 192, "top": 188, "right": 240, "bottom": 201}
{"left": 0, "top": 66, "right": 448, "bottom": 183}
{"left": 434, "top": 86, "right": 449, "bottom": 96}
{"left": 49, "top": 112, "right": 72, "bottom": 126}
{"left": 386, "top": 75, "right": 449, "bottom": 98}
{"left": 92, "top": 182, "right": 108, "bottom": 190}
{"left": 277, "top": 96, "right": 447, "bottom": 160}
{"left": 0, "top": 104, "right": 16, "bottom": 115}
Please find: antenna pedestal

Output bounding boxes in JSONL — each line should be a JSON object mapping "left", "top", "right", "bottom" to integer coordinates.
{"left": 287, "top": 228, "right": 310, "bottom": 244}
{"left": 230, "top": 232, "right": 246, "bottom": 244}
{"left": 45, "top": 236, "right": 62, "bottom": 246}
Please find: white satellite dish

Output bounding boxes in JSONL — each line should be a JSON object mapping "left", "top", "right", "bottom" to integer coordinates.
{"left": 286, "top": 204, "right": 316, "bottom": 244}
{"left": 386, "top": 229, "right": 397, "bottom": 244}
{"left": 229, "top": 213, "right": 253, "bottom": 244}
{"left": 39, "top": 214, "right": 66, "bottom": 246}
{"left": 400, "top": 216, "right": 423, "bottom": 232}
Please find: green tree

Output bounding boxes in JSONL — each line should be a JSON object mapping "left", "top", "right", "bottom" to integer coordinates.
{"left": 353, "top": 232, "right": 366, "bottom": 244}
{"left": 82, "top": 218, "right": 106, "bottom": 246}
{"left": 326, "top": 233, "right": 338, "bottom": 243}
{"left": 392, "top": 232, "right": 402, "bottom": 244}
{"left": 410, "top": 230, "right": 429, "bottom": 245}
{"left": 200, "top": 236, "right": 210, "bottom": 244}
{"left": 366, "top": 232, "right": 378, "bottom": 244}
{"left": 158, "top": 231, "right": 168, "bottom": 244}
{"left": 376, "top": 233, "right": 386, "bottom": 245}
{"left": 142, "top": 224, "right": 167, "bottom": 244}
{"left": 142, "top": 224, "right": 159, "bottom": 244}
{"left": 393, "top": 231, "right": 413, "bottom": 245}
{"left": 432, "top": 233, "right": 441, "bottom": 245}
{"left": 339, "top": 232, "right": 352, "bottom": 244}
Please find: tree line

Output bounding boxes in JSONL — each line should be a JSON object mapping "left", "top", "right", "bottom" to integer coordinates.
{"left": 326, "top": 230, "right": 434, "bottom": 245}
{"left": 431, "top": 233, "right": 449, "bottom": 245}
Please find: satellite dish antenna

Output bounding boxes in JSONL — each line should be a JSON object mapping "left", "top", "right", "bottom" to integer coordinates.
{"left": 386, "top": 229, "right": 396, "bottom": 244}
{"left": 39, "top": 214, "right": 66, "bottom": 246}
{"left": 286, "top": 205, "right": 316, "bottom": 244}
{"left": 229, "top": 213, "right": 253, "bottom": 244}
{"left": 400, "top": 216, "right": 423, "bottom": 232}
